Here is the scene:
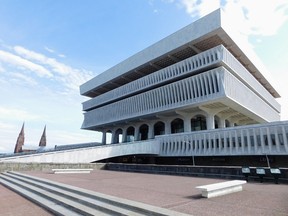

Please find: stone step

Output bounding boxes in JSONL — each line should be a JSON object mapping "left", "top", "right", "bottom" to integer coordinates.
{"left": 0, "top": 175, "right": 93, "bottom": 216}
{"left": 2, "top": 172, "right": 143, "bottom": 216}
{"left": 0, "top": 173, "right": 109, "bottom": 216}
{"left": 1, "top": 172, "right": 190, "bottom": 216}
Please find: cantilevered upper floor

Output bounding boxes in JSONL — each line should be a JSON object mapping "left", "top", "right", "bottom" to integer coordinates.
{"left": 80, "top": 9, "right": 280, "bottom": 99}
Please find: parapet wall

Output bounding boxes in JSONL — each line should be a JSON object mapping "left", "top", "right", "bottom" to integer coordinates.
{"left": 1, "top": 162, "right": 287, "bottom": 184}
{"left": 106, "top": 163, "right": 288, "bottom": 184}
{"left": 0, "top": 163, "right": 106, "bottom": 172}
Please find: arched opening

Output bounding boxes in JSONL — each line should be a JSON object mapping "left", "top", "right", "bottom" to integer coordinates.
{"left": 171, "top": 118, "right": 184, "bottom": 134}
{"left": 191, "top": 115, "right": 206, "bottom": 131}
{"left": 214, "top": 116, "right": 220, "bottom": 129}
{"left": 114, "top": 128, "right": 123, "bottom": 144}
{"left": 139, "top": 124, "right": 149, "bottom": 140}
{"left": 154, "top": 121, "right": 165, "bottom": 136}
{"left": 126, "top": 126, "right": 135, "bottom": 142}
{"left": 225, "top": 119, "right": 230, "bottom": 127}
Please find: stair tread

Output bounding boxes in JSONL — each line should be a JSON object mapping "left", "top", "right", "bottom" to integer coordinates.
{"left": 4, "top": 172, "right": 145, "bottom": 216}
{"left": 5, "top": 171, "right": 187, "bottom": 216}
{"left": 0, "top": 176, "right": 81, "bottom": 216}
{"left": 0, "top": 174, "right": 110, "bottom": 216}
{"left": 10, "top": 171, "right": 190, "bottom": 216}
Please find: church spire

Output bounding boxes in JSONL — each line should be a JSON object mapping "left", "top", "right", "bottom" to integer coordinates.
{"left": 39, "top": 125, "right": 46, "bottom": 147}
{"left": 14, "top": 122, "right": 25, "bottom": 153}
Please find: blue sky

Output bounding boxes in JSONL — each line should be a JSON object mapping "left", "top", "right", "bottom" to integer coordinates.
{"left": 0, "top": 0, "right": 287, "bottom": 153}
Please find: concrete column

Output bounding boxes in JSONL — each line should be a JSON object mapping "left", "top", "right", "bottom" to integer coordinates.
{"left": 176, "top": 111, "right": 192, "bottom": 132}
{"left": 148, "top": 123, "right": 154, "bottom": 139}
{"left": 184, "top": 118, "right": 192, "bottom": 132}
{"left": 122, "top": 127, "right": 127, "bottom": 143}
{"left": 282, "top": 126, "right": 288, "bottom": 152}
{"left": 219, "top": 118, "right": 226, "bottom": 128}
{"left": 134, "top": 126, "right": 140, "bottom": 141}
{"left": 164, "top": 121, "right": 171, "bottom": 134}
{"left": 102, "top": 131, "right": 106, "bottom": 145}
{"left": 206, "top": 114, "right": 215, "bottom": 130}
{"left": 111, "top": 129, "right": 116, "bottom": 144}
{"left": 199, "top": 106, "right": 229, "bottom": 130}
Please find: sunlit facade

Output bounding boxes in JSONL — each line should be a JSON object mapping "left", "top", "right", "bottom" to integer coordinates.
{"left": 81, "top": 9, "right": 280, "bottom": 139}
{"left": 80, "top": 9, "right": 287, "bottom": 165}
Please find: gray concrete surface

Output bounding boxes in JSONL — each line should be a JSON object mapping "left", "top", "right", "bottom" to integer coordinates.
{"left": 0, "top": 184, "right": 52, "bottom": 216}
{"left": 1, "top": 169, "right": 288, "bottom": 215}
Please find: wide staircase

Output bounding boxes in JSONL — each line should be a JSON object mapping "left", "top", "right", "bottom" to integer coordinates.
{"left": 0, "top": 171, "right": 189, "bottom": 216}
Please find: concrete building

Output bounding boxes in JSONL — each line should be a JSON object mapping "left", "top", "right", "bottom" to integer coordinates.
{"left": 79, "top": 9, "right": 287, "bottom": 165}
{"left": 13, "top": 124, "right": 47, "bottom": 154}
{"left": 1, "top": 9, "right": 287, "bottom": 165}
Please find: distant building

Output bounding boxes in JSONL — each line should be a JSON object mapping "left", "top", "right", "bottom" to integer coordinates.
{"left": 14, "top": 123, "right": 25, "bottom": 153}
{"left": 14, "top": 124, "right": 47, "bottom": 154}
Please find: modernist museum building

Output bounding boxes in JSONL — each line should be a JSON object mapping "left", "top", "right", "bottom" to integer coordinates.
{"left": 80, "top": 9, "right": 288, "bottom": 166}
{"left": 1, "top": 9, "right": 287, "bottom": 166}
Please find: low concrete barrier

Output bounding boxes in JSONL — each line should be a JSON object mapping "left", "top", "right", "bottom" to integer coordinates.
{"left": 106, "top": 163, "right": 288, "bottom": 183}
{"left": 52, "top": 168, "right": 94, "bottom": 174}
{"left": 196, "top": 180, "right": 247, "bottom": 198}
{"left": 0, "top": 163, "right": 106, "bottom": 172}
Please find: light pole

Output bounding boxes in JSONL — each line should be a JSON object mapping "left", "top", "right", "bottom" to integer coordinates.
{"left": 186, "top": 141, "right": 195, "bottom": 166}
{"left": 192, "top": 152, "right": 195, "bottom": 166}
{"left": 263, "top": 151, "right": 270, "bottom": 168}
{"left": 265, "top": 154, "right": 270, "bottom": 168}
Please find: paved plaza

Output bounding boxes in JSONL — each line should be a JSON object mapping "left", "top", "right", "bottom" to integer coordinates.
{"left": 0, "top": 169, "right": 287, "bottom": 215}
{"left": 0, "top": 183, "right": 51, "bottom": 216}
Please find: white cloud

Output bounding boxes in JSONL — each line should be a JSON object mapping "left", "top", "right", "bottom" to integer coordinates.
{"left": 0, "top": 50, "right": 53, "bottom": 77}
{"left": 13, "top": 46, "right": 94, "bottom": 91}
{"left": 48, "top": 129, "right": 101, "bottom": 147}
{"left": 10, "top": 72, "right": 38, "bottom": 86}
{"left": 0, "top": 122, "right": 16, "bottom": 131}
{"left": 44, "top": 46, "right": 55, "bottom": 53}
{"left": 222, "top": 0, "right": 288, "bottom": 36}
{"left": 0, "top": 63, "right": 5, "bottom": 73}
{"left": 45, "top": 46, "right": 66, "bottom": 58}
{"left": 14, "top": 46, "right": 70, "bottom": 75}
{"left": 180, "top": 0, "right": 221, "bottom": 17}
{"left": 58, "top": 54, "right": 66, "bottom": 58}
{"left": 0, "top": 43, "right": 97, "bottom": 153}
{"left": 0, "top": 106, "right": 41, "bottom": 121}
{"left": 178, "top": 0, "right": 288, "bottom": 37}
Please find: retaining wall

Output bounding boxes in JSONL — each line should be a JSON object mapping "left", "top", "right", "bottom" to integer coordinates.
{"left": 106, "top": 163, "right": 288, "bottom": 183}
{"left": 0, "top": 163, "right": 106, "bottom": 172}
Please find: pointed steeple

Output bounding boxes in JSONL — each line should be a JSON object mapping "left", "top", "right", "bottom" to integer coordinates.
{"left": 39, "top": 125, "right": 47, "bottom": 147}
{"left": 14, "top": 122, "right": 25, "bottom": 153}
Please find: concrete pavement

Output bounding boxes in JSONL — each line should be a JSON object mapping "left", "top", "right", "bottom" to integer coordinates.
{"left": 1, "top": 169, "right": 288, "bottom": 215}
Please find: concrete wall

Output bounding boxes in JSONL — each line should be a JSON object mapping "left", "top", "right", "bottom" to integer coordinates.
{"left": 0, "top": 163, "right": 106, "bottom": 172}
{"left": 0, "top": 140, "right": 159, "bottom": 163}
{"left": 106, "top": 163, "right": 288, "bottom": 183}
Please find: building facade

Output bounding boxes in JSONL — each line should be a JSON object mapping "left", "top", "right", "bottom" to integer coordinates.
{"left": 80, "top": 9, "right": 287, "bottom": 165}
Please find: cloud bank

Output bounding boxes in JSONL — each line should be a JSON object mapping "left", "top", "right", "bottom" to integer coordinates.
{"left": 178, "top": 0, "right": 288, "bottom": 37}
